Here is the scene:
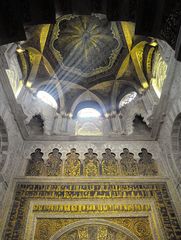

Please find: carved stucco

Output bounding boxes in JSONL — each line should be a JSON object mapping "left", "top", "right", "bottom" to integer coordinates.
{"left": 120, "top": 98, "right": 149, "bottom": 135}
{"left": 18, "top": 87, "right": 57, "bottom": 135}
{"left": 23, "top": 141, "right": 160, "bottom": 159}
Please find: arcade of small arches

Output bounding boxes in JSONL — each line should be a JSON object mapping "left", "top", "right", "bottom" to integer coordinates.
{"left": 23, "top": 87, "right": 152, "bottom": 137}
{"left": 25, "top": 147, "right": 158, "bottom": 177}
{"left": 26, "top": 90, "right": 143, "bottom": 136}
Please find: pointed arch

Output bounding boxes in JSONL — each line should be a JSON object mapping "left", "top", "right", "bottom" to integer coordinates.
{"left": 70, "top": 91, "right": 107, "bottom": 117}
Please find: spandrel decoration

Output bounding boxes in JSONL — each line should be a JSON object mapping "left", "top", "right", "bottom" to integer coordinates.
{"left": 34, "top": 217, "right": 152, "bottom": 240}
{"left": 58, "top": 225, "right": 134, "bottom": 240}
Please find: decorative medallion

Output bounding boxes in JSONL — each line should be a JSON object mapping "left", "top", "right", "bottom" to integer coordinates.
{"left": 50, "top": 15, "right": 122, "bottom": 77}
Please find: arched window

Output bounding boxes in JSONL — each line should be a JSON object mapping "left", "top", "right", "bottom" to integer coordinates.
{"left": 75, "top": 108, "right": 103, "bottom": 136}
{"left": 119, "top": 91, "right": 137, "bottom": 108}
{"left": 77, "top": 108, "right": 101, "bottom": 118}
{"left": 37, "top": 91, "right": 58, "bottom": 109}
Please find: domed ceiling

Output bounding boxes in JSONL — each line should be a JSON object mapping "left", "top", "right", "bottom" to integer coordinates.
{"left": 51, "top": 15, "right": 122, "bottom": 77}
{"left": 18, "top": 14, "right": 157, "bottom": 113}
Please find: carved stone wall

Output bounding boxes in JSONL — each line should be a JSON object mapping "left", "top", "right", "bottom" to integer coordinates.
{"left": 0, "top": 83, "right": 23, "bottom": 176}
{"left": 0, "top": 51, "right": 24, "bottom": 237}
{"left": 157, "top": 43, "right": 181, "bottom": 198}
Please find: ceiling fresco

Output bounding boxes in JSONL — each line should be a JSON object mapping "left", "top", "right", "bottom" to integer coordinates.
{"left": 18, "top": 15, "right": 157, "bottom": 113}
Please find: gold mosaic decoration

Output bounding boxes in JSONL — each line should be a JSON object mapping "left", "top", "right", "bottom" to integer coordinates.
{"left": 50, "top": 15, "right": 122, "bottom": 78}
{"left": 46, "top": 148, "right": 62, "bottom": 176}
{"left": 35, "top": 217, "right": 151, "bottom": 240}
{"left": 33, "top": 203, "right": 151, "bottom": 214}
{"left": 26, "top": 148, "right": 45, "bottom": 176}
{"left": 83, "top": 148, "right": 99, "bottom": 176}
{"left": 138, "top": 148, "right": 158, "bottom": 176}
{"left": 64, "top": 148, "right": 81, "bottom": 176}
{"left": 26, "top": 148, "right": 158, "bottom": 177}
{"left": 120, "top": 148, "right": 138, "bottom": 176}
{"left": 102, "top": 148, "right": 119, "bottom": 176}
{"left": 3, "top": 182, "right": 181, "bottom": 239}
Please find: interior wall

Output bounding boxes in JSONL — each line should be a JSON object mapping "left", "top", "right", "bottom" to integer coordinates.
{"left": 0, "top": 76, "right": 24, "bottom": 236}
{"left": 0, "top": 40, "right": 181, "bottom": 239}
{"left": 158, "top": 43, "right": 181, "bottom": 199}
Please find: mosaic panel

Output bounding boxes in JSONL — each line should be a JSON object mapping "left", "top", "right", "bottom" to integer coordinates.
{"left": 3, "top": 182, "right": 181, "bottom": 239}
{"left": 35, "top": 217, "right": 152, "bottom": 240}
